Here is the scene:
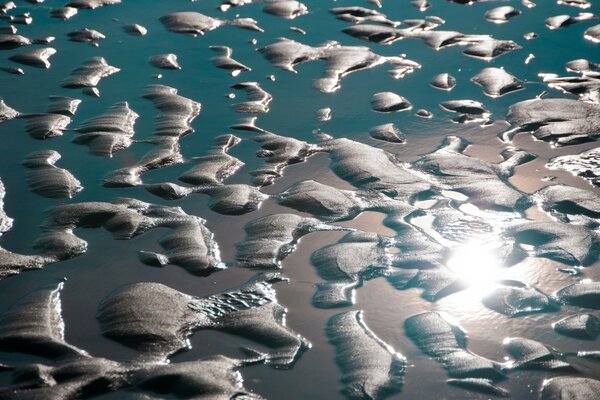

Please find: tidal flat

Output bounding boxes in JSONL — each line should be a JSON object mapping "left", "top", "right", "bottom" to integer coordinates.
{"left": 1, "top": 0, "right": 600, "bottom": 399}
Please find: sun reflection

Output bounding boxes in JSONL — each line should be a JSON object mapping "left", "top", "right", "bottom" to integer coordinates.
{"left": 446, "top": 240, "right": 507, "bottom": 297}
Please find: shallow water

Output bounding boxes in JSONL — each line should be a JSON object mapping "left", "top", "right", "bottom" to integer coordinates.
{"left": 1, "top": 0, "right": 600, "bottom": 399}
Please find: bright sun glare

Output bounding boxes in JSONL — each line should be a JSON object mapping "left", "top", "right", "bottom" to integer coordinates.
{"left": 446, "top": 240, "right": 506, "bottom": 295}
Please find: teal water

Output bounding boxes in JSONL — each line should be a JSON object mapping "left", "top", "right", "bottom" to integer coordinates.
{"left": 1, "top": 0, "right": 600, "bottom": 399}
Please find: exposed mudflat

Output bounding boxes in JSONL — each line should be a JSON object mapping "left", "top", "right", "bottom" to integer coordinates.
{"left": 1, "top": 0, "right": 600, "bottom": 399}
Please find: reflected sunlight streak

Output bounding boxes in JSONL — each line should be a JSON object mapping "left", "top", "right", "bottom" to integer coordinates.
{"left": 446, "top": 240, "right": 507, "bottom": 297}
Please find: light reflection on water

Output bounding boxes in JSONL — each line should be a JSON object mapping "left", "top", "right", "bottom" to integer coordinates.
{"left": 0, "top": 0, "right": 599, "bottom": 398}
{"left": 446, "top": 239, "right": 507, "bottom": 295}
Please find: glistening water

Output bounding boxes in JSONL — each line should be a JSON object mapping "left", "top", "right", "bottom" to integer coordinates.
{"left": 1, "top": 0, "right": 600, "bottom": 399}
